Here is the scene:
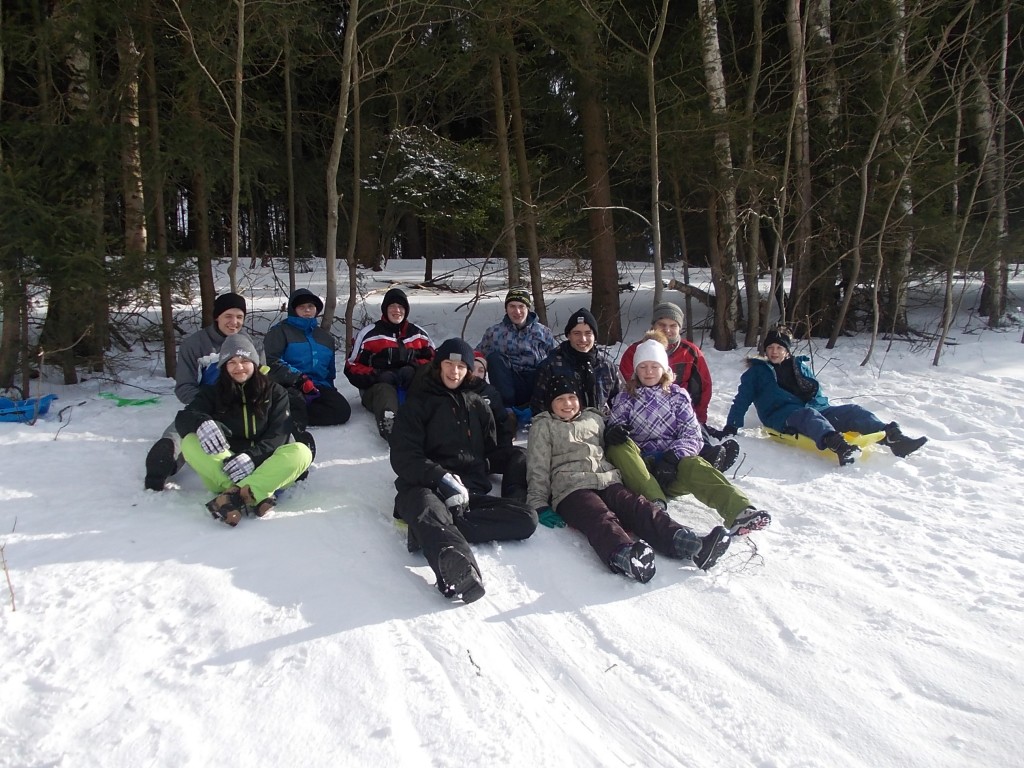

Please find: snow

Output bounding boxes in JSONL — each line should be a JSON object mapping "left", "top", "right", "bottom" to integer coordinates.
{"left": 2, "top": 260, "right": 1023, "bottom": 768}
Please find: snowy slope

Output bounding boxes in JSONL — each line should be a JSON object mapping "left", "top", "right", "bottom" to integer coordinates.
{"left": 2, "top": 261, "right": 1023, "bottom": 768}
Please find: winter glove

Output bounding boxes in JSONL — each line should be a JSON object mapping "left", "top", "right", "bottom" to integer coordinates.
{"left": 719, "top": 424, "right": 739, "bottom": 438}
{"left": 196, "top": 420, "right": 230, "bottom": 455}
{"left": 537, "top": 507, "right": 567, "bottom": 529}
{"left": 371, "top": 349, "right": 397, "bottom": 369}
{"left": 604, "top": 423, "right": 630, "bottom": 447}
{"left": 652, "top": 453, "right": 680, "bottom": 490}
{"left": 222, "top": 453, "right": 255, "bottom": 483}
{"left": 396, "top": 365, "right": 416, "bottom": 388}
{"left": 436, "top": 472, "right": 470, "bottom": 514}
{"left": 298, "top": 375, "right": 320, "bottom": 401}
{"left": 376, "top": 370, "right": 400, "bottom": 387}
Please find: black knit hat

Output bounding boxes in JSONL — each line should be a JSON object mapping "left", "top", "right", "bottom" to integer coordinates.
{"left": 213, "top": 292, "right": 247, "bottom": 319}
{"left": 288, "top": 288, "right": 324, "bottom": 316}
{"left": 435, "top": 338, "right": 474, "bottom": 366}
{"left": 382, "top": 288, "right": 410, "bottom": 319}
{"left": 564, "top": 307, "right": 599, "bottom": 340}
{"left": 505, "top": 287, "right": 532, "bottom": 309}
{"left": 546, "top": 375, "right": 580, "bottom": 412}
{"left": 763, "top": 328, "right": 792, "bottom": 352}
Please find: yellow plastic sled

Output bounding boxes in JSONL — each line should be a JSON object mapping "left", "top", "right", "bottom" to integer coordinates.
{"left": 765, "top": 428, "right": 886, "bottom": 457}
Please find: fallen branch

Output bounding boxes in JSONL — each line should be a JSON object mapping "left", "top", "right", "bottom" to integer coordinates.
{"left": 666, "top": 278, "right": 715, "bottom": 308}
{"left": 1, "top": 518, "right": 16, "bottom": 612}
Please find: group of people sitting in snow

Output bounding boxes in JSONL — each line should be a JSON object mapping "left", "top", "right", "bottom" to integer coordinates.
{"left": 143, "top": 286, "right": 927, "bottom": 605}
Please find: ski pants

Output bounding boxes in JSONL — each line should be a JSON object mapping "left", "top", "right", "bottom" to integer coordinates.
{"left": 395, "top": 487, "right": 538, "bottom": 583}
{"left": 485, "top": 353, "right": 539, "bottom": 408}
{"left": 786, "top": 404, "right": 888, "bottom": 449}
{"left": 181, "top": 433, "right": 312, "bottom": 504}
{"left": 556, "top": 484, "right": 694, "bottom": 567}
{"left": 605, "top": 439, "right": 751, "bottom": 527}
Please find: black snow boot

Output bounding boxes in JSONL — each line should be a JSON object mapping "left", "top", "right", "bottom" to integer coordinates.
{"left": 692, "top": 527, "right": 731, "bottom": 571}
{"left": 610, "top": 540, "right": 656, "bottom": 583}
{"left": 144, "top": 437, "right": 180, "bottom": 491}
{"left": 293, "top": 429, "right": 316, "bottom": 482}
{"left": 700, "top": 439, "right": 741, "bottom": 473}
{"left": 884, "top": 422, "right": 928, "bottom": 458}
{"left": 437, "top": 547, "right": 485, "bottom": 604}
{"left": 823, "top": 431, "right": 859, "bottom": 466}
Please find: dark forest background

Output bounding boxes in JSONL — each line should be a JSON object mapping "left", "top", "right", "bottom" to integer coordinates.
{"left": 1, "top": 0, "right": 1021, "bottom": 386}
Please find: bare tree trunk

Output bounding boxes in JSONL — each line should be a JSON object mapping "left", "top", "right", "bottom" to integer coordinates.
{"left": 785, "top": 0, "right": 815, "bottom": 334}
{"left": 647, "top": 0, "right": 670, "bottom": 307}
{"left": 344, "top": 54, "right": 362, "bottom": 354}
{"left": 741, "top": 0, "right": 764, "bottom": 346}
{"left": 226, "top": 0, "right": 245, "bottom": 293}
{"left": 669, "top": 176, "right": 695, "bottom": 341}
{"left": 284, "top": 26, "right": 297, "bottom": 294}
{"left": 885, "top": 0, "right": 914, "bottom": 336}
{"left": 579, "top": 72, "right": 622, "bottom": 344}
{"left": 323, "top": 0, "right": 359, "bottom": 327}
{"left": 491, "top": 50, "right": 519, "bottom": 288}
{"left": 118, "top": 24, "right": 147, "bottom": 257}
{"left": 193, "top": 167, "right": 215, "bottom": 326}
{"left": 507, "top": 44, "right": 545, "bottom": 324}
{"left": 696, "top": 0, "right": 738, "bottom": 350}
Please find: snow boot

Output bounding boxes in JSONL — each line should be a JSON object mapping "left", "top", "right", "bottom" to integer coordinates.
{"left": 293, "top": 429, "right": 316, "bottom": 482}
{"left": 700, "top": 439, "right": 740, "bottom": 473}
{"left": 729, "top": 507, "right": 772, "bottom": 536}
{"left": 671, "top": 528, "right": 701, "bottom": 559}
{"left": 239, "top": 485, "right": 276, "bottom": 518}
{"left": 436, "top": 546, "right": 485, "bottom": 603}
{"left": 610, "top": 540, "right": 656, "bottom": 583}
{"left": 692, "top": 527, "right": 731, "bottom": 571}
{"left": 884, "top": 422, "right": 927, "bottom": 458}
{"left": 823, "top": 431, "right": 859, "bottom": 466}
{"left": 144, "top": 437, "right": 178, "bottom": 491}
{"left": 206, "top": 487, "right": 245, "bottom": 527}
{"left": 377, "top": 410, "right": 395, "bottom": 440}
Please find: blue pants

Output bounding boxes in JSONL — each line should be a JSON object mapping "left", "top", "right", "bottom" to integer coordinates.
{"left": 485, "top": 353, "right": 539, "bottom": 408}
{"left": 786, "top": 404, "right": 888, "bottom": 449}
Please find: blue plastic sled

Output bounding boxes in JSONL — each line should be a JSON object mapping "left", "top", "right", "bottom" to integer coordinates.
{"left": 0, "top": 394, "right": 59, "bottom": 423}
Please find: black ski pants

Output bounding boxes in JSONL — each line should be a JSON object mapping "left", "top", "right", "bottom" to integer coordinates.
{"left": 395, "top": 487, "right": 538, "bottom": 580}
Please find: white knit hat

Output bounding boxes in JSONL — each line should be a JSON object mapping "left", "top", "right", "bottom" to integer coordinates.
{"left": 633, "top": 338, "right": 669, "bottom": 372}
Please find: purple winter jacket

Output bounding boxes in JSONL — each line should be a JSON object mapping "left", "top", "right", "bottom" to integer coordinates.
{"left": 608, "top": 383, "right": 704, "bottom": 460}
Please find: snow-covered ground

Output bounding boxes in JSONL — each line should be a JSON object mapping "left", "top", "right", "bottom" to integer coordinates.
{"left": 2, "top": 260, "right": 1023, "bottom": 767}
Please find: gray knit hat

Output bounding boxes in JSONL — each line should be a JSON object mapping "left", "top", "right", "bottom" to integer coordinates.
{"left": 652, "top": 302, "right": 684, "bottom": 327}
{"left": 218, "top": 334, "right": 260, "bottom": 366}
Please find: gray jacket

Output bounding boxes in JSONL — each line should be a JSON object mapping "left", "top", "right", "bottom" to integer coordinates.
{"left": 526, "top": 408, "right": 621, "bottom": 510}
{"left": 174, "top": 327, "right": 261, "bottom": 405}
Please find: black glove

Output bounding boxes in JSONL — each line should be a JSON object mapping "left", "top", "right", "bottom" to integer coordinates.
{"left": 377, "top": 370, "right": 400, "bottom": 387}
{"left": 720, "top": 424, "right": 739, "bottom": 438}
{"left": 396, "top": 365, "right": 416, "bottom": 388}
{"left": 652, "top": 453, "right": 680, "bottom": 489}
{"left": 371, "top": 349, "right": 397, "bottom": 369}
{"left": 604, "top": 423, "right": 630, "bottom": 447}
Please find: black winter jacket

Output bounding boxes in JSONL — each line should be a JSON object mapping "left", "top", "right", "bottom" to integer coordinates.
{"left": 175, "top": 378, "right": 293, "bottom": 467}
{"left": 390, "top": 367, "right": 497, "bottom": 495}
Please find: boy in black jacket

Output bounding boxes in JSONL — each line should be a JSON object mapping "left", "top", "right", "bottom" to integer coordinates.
{"left": 390, "top": 338, "right": 537, "bottom": 604}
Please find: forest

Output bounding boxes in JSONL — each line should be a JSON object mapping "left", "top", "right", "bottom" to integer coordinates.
{"left": 1, "top": 0, "right": 1021, "bottom": 388}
